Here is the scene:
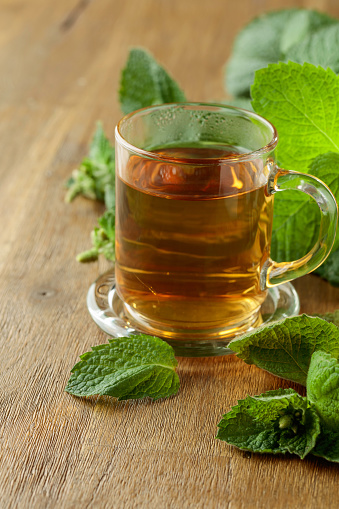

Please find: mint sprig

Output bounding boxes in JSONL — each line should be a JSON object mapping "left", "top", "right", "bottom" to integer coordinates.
{"left": 217, "top": 349, "right": 339, "bottom": 463}
{"left": 65, "top": 335, "right": 180, "bottom": 401}
{"left": 65, "top": 123, "right": 116, "bottom": 263}
{"left": 65, "top": 122, "right": 115, "bottom": 207}
{"left": 217, "top": 389, "right": 320, "bottom": 459}
{"left": 218, "top": 315, "right": 339, "bottom": 463}
{"left": 76, "top": 208, "right": 115, "bottom": 263}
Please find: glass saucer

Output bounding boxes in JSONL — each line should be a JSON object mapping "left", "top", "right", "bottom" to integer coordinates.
{"left": 86, "top": 268, "right": 300, "bottom": 357}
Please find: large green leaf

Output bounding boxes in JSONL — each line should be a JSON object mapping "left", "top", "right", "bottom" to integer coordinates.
{"left": 229, "top": 315, "right": 339, "bottom": 386}
{"left": 66, "top": 335, "right": 180, "bottom": 401}
{"left": 252, "top": 62, "right": 339, "bottom": 172}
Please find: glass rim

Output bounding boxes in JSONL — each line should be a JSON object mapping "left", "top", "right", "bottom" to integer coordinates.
{"left": 115, "top": 102, "right": 278, "bottom": 164}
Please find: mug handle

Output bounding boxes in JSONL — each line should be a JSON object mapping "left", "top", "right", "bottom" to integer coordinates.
{"left": 265, "top": 165, "right": 338, "bottom": 287}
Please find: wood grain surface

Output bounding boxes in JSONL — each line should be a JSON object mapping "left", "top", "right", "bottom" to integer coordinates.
{"left": 1, "top": 1, "right": 339, "bottom": 508}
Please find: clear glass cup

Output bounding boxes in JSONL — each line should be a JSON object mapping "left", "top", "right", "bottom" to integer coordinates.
{"left": 114, "top": 103, "right": 338, "bottom": 353}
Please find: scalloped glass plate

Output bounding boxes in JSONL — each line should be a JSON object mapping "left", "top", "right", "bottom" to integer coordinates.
{"left": 87, "top": 268, "right": 300, "bottom": 357}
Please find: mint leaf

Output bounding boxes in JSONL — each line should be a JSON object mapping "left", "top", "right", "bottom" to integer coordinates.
{"left": 226, "top": 9, "right": 335, "bottom": 97}
{"left": 251, "top": 62, "right": 339, "bottom": 172}
{"left": 271, "top": 152, "right": 339, "bottom": 263}
{"left": 65, "top": 123, "right": 116, "bottom": 263}
{"left": 288, "top": 23, "right": 339, "bottom": 74}
{"left": 76, "top": 208, "right": 115, "bottom": 263}
{"left": 312, "top": 428, "right": 339, "bottom": 462}
{"left": 307, "top": 351, "right": 339, "bottom": 432}
{"left": 65, "top": 123, "right": 115, "bottom": 206}
{"left": 280, "top": 10, "right": 336, "bottom": 54}
{"left": 119, "top": 48, "right": 186, "bottom": 115}
{"left": 229, "top": 315, "right": 339, "bottom": 386}
{"left": 226, "top": 10, "right": 293, "bottom": 97}
{"left": 65, "top": 335, "right": 179, "bottom": 400}
{"left": 216, "top": 388, "right": 320, "bottom": 458}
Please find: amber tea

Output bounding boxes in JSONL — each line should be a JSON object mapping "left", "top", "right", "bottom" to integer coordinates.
{"left": 115, "top": 145, "right": 274, "bottom": 339}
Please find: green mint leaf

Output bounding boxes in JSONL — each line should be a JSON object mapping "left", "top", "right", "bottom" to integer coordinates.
{"left": 288, "top": 23, "right": 339, "bottom": 74}
{"left": 225, "top": 9, "right": 335, "bottom": 97}
{"left": 216, "top": 388, "right": 320, "bottom": 459}
{"left": 271, "top": 152, "right": 339, "bottom": 263}
{"left": 312, "top": 428, "right": 339, "bottom": 462}
{"left": 229, "top": 315, "right": 339, "bottom": 386}
{"left": 313, "top": 309, "right": 339, "bottom": 328}
{"left": 280, "top": 10, "right": 336, "bottom": 54}
{"left": 307, "top": 351, "right": 339, "bottom": 432}
{"left": 226, "top": 10, "right": 293, "bottom": 98}
{"left": 65, "top": 123, "right": 115, "bottom": 205}
{"left": 119, "top": 48, "right": 186, "bottom": 115}
{"left": 251, "top": 62, "right": 339, "bottom": 172}
{"left": 315, "top": 249, "right": 339, "bottom": 287}
{"left": 65, "top": 334, "right": 179, "bottom": 401}
{"left": 76, "top": 208, "right": 115, "bottom": 263}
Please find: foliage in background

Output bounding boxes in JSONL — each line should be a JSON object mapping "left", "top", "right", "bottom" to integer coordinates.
{"left": 225, "top": 9, "right": 338, "bottom": 97}
{"left": 119, "top": 48, "right": 186, "bottom": 114}
{"left": 76, "top": 208, "right": 115, "bottom": 263}
{"left": 65, "top": 123, "right": 115, "bottom": 207}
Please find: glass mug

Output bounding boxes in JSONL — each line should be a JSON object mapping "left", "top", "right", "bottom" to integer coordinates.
{"left": 114, "top": 103, "right": 337, "bottom": 354}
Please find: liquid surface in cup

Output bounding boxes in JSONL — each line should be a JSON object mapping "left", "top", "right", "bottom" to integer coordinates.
{"left": 115, "top": 145, "right": 273, "bottom": 339}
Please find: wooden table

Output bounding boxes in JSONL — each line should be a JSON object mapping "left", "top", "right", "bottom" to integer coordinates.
{"left": 1, "top": 1, "right": 339, "bottom": 507}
